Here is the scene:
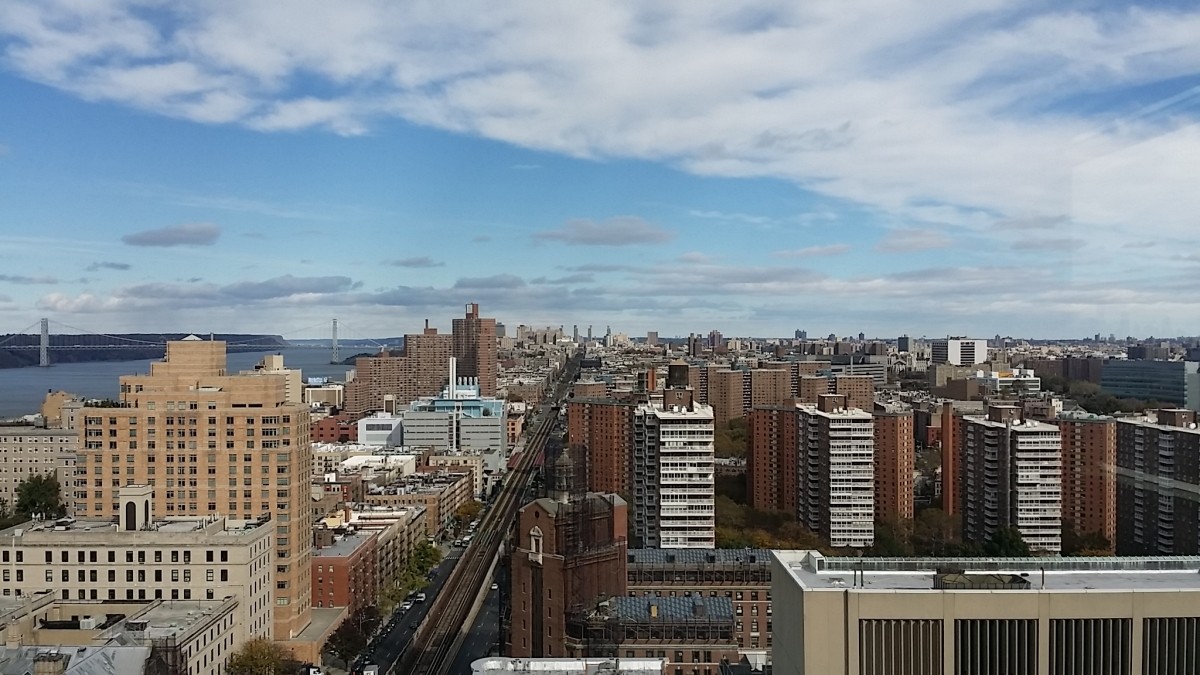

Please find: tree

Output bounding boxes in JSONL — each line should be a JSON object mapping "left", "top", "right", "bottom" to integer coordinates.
{"left": 870, "top": 519, "right": 915, "bottom": 557}
{"left": 454, "top": 500, "right": 483, "bottom": 528}
{"left": 714, "top": 418, "right": 747, "bottom": 458}
{"left": 912, "top": 508, "right": 960, "bottom": 556}
{"left": 1062, "top": 523, "right": 1112, "bottom": 556}
{"left": 325, "top": 606, "right": 381, "bottom": 664}
{"left": 15, "top": 474, "right": 65, "bottom": 519}
{"left": 982, "top": 527, "right": 1032, "bottom": 557}
{"left": 226, "top": 638, "right": 301, "bottom": 675}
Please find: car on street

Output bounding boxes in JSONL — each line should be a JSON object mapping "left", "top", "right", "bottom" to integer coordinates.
{"left": 415, "top": 592, "right": 427, "bottom": 602}
{"left": 490, "top": 582, "right": 499, "bottom": 591}
{"left": 399, "top": 601, "right": 413, "bottom": 612}
{"left": 410, "top": 621, "right": 421, "bottom": 630}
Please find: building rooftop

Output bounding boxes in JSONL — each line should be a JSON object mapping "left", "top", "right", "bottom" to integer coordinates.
{"left": 627, "top": 548, "right": 770, "bottom": 567}
{"left": 0, "top": 646, "right": 151, "bottom": 675}
{"left": 962, "top": 415, "right": 1060, "bottom": 431}
{"left": 0, "top": 515, "right": 269, "bottom": 544}
{"left": 775, "top": 550, "right": 1200, "bottom": 592}
{"left": 471, "top": 657, "right": 666, "bottom": 675}
{"left": 114, "top": 599, "right": 236, "bottom": 641}
{"left": 611, "top": 595, "right": 734, "bottom": 622}
{"left": 312, "top": 531, "right": 374, "bottom": 558}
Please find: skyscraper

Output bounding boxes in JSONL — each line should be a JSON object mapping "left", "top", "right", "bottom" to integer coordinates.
{"left": 452, "top": 302, "right": 498, "bottom": 397}
{"left": 77, "top": 338, "right": 314, "bottom": 642}
{"left": 632, "top": 388, "right": 715, "bottom": 548}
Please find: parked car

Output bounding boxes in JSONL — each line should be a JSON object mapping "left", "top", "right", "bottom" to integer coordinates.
{"left": 490, "top": 582, "right": 499, "bottom": 591}
{"left": 415, "top": 592, "right": 427, "bottom": 602}
{"left": 399, "top": 601, "right": 413, "bottom": 612}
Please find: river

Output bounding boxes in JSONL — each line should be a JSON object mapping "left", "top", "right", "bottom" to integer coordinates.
{"left": 0, "top": 348, "right": 359, "bottom": 418}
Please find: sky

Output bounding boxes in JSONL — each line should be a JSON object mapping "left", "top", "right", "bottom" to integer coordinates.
{"left": 2, "top": 1, "right": 1200, "bottom": 340}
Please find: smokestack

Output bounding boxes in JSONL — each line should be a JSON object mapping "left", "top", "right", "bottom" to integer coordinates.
{"left": 449, "top": 357, "right": 457, "bottom": 399}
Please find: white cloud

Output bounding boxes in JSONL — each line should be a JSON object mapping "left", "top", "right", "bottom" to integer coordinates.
{"left": 773, "top": 244, "right": 850, "bottom": 258}
{"left": 535, "top": 216, "right": 673, "bottom": 246}
{"left": 121, "top": 222, "right": 221, "bottom": 247}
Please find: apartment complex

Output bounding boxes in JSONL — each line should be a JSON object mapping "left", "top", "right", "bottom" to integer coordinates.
{"left": 566, "top": 398, "right": 635, "bottom": 495}
{"left": 0, "top": 486, "right": 272, "bottom": 645}
{"left": 626, "top": 548, "right": 772, "bottom": 651}
{"left": 1115, "top": 408, "right": 1200, "bottom": 556}
{"left": 773, "top": 550, "right": 1200, "bottom": 675}
{"left": 796, "top": 395, "right": 874, "bottom": 548}
{"left": 959, "top": 405, "right": 1062, "bottom": 553}
{"left": 0, "top": 425, "right": 76, "bottom": 504}
{"left": 344, "top": 304, "right": 499, "bottom": 414}
{"left": 746, "top": 405, "right": 798, "bottom": 515}
{"left": 872, "top": 403, "right": 914, "bottom": 522}
{"left": 311, "top": 528, "right": 378, "bottom": 612}
{"left": 74, "top": 338, "right": 314, "bottom": 641}
{"left": 452, "top": 302, "right": 498, "bottom": 397}
{"left": 364, "top": 470, "right": 473, "bottom": 537}
{"left": 632, "top": 392, "right": 715, "bottom": 549}
{"left": 1056, "top": 411, "right": 1117, "bottom": 549}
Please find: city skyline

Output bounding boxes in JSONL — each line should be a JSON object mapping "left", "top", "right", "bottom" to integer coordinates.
{"left": 3, "top": 3, "right": 1200, "bottom": 338}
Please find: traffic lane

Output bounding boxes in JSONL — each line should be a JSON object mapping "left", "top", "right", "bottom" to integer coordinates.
{"left": 447, "top": 586, "right": 500, "bottom": 675}
{"left": 364, "top": 548, "right": 464, "bottom": 667}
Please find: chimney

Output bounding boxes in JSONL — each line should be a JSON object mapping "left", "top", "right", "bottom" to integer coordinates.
{"left": 649, "top": 601, "right": 658, "bottom": 619}
{"left": 33, "top": 653, "right": 68, "bottom": 675}
{"left": 449, "top": 357, "right": 457, "bottom": 399}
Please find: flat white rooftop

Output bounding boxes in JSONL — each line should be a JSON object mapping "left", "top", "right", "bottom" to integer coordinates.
{"left": 775, "top": 550, "right": 1200, "bottom": 592}
{"left": 471, "top": 657, "right": 665, "bottom": 675}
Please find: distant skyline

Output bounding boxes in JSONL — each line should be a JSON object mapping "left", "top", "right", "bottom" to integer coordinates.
{"left": 2, "top": 3, "right": 1200, "bottom": 338}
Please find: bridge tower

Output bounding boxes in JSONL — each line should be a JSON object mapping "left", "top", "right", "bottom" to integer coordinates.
{"left": 330, "top": 318, "right": 339, "bottom": 365}
{"left": 39, "top": 318, "right": 49, "bottom": 367}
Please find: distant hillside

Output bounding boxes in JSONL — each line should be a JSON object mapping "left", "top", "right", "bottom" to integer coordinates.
{"left": 0, "top": 333, "right": 287, "bottom": 369}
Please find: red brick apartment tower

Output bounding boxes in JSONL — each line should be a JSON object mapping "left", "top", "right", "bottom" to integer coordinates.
{"left": 452, "top": 302, "right": 498, "bottom": 397}
{"left": 747, "top": 405, "right": 798, "bottom": 514}
{"left": 940, "top": 402, "right": 958, "bottom": 516}
{"left": 1056, "top": 414, "right": 1117, "bottom": 549}
{"left": 566, "top": 399, "right": 634, "bottom": 495}
{"left": 509, "top": 493, "right": 628, "bottom": 658}
{"left": 873, "top": 407, "right": 915, "bottom": 521}
{"left": 343, "top": 322, "right": 452, "bottom": 414}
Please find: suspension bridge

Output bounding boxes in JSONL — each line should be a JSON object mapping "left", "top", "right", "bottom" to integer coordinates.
{"left": 0, "top": 318, "right": 390, "bottom": 367}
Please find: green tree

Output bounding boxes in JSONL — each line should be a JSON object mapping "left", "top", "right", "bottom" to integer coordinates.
{"left": 226, "top": 638, "right": 301, "bottom": 675}
{"left": 454, "top": 500, "right": 483, "bottom": 529}
{"left": 16, "top": 474, "right": 65, "bottom": 519}
{"left": 912, "top": 508, "right": 960, "bottom": 556}
{"left": 324, "top": 606, "right": 381, "bottom": 664}
{"left": 714, "top": 418, "right": 748, "bottom": 458}
{"left": 870, "top": 519, "right": 915, "bottom": 556}
{"left": 1062, "top": 523, "right": 1112, "bottom": 556}
{"left": 983, "top": 527, "right": 1032, "bottom": 557}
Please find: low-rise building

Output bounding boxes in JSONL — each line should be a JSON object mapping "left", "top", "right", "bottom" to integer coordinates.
{"left": 311, "top": 528, "right": 378, "bottom": 612}
{"left": 627, "top": 549, "right": 772, "bottom": 652}
{"left": 364, "top": 471, "right": 473, "bottom": 537}
{"left": 426, "top": 452, "right": 486, "bottom": 496}
{"left": 471, "top": 657, "right": 666, "bottom": 675}
{"left": 0, "top": 425, "right": 77, "bottom": 506}
{"left": 567, "top": 596, "right": 739, "bottom": 672}
{"left": 0, "top": 486, "right": 273, "bottom": 644}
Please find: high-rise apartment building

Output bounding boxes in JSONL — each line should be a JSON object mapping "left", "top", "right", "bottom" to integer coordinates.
{"left": 452, "top": 302, "right": 498, "bottom": 397}
{"left": 706, "top": 367, "right": 744, "bottom": 427}
{"left": 746, "top": 368, "right": 792, "bottom": 411}
{"left": 76, "top": 338, "right": 314, "bottom": 642}
{"left": 1115, "top": 408, "right": 1200, "bottom": 556}
{"left": 1055, "top": 412, "right": 1117, "bottom": 550}
{"left": 940, "top": 402, "right": 959, "bottom": 516}
{"left": 566, "top": 398, "right": 634, "bottom": 495}
{"left": 931, "top": 337, "right": 988, "bottom": 366}
{"left": 746, "top": 405, "right": 799, "bottom": 515}
{"left": 632, "top": 391, "right": 715, "bottom": 548}
{"left": 796, "top": 395, "right": 874, "bottom": 548}
{"left": 344, "top": 324, "right": 452, "bottom": 414}
{"left": 873, "top": 403, "right": 914, "bottom": 522}
{"left": 960, "top": 405, "right": 1062, "bottom": 553}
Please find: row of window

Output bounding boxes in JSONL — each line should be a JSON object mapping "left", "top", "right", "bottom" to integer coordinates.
{"left": 0, "top": 548, "right": 230, "bottom": 564}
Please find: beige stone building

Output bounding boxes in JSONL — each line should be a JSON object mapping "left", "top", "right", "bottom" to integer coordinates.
{"left": 0, "top": 595, "right": 251, "bottom": 675}
{"left": 773, "top": 550, "right": 1200, "bottom": 675}
{"left": 427, "top": 453, "right": 486, "bottom": 496}
{"left": 0, "top": 425, "right": 77, "bottom": 507}
{"left": 74, "top": 338, "right": 315, "bottom": 644}
{"left": 364, "top": 470, "right": 472, "bottom": 538}
{"left": 242, "top": 353, "right": 304, "bottom": 404}
{"left": 0, "top": 486, "right": 272, "bottom": 646}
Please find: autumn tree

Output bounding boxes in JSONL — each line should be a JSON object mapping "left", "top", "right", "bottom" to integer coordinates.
{"left": 226, "top": 638, "right": 301, "bottom": 675}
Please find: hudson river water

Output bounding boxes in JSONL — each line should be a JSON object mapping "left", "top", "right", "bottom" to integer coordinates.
{"left": 0, "top": 348, "right": 356, "bottom": 418}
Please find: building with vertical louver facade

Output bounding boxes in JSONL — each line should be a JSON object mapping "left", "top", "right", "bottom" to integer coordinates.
{"left": 773, "top": 550, "right": 1200, "bottom": 675}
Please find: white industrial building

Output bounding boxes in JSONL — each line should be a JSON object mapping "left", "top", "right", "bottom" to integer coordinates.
{"left": 931, "top": 337, "right": 989, "bottom": 366}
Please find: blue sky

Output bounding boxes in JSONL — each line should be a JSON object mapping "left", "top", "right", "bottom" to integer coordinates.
{"left": 2, "top": 1, "right": 1200, "bottom": 339}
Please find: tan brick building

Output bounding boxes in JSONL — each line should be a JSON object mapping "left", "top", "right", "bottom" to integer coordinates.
{"left": 1055, "top": 412, "right": 1116, "bottom": 550}
{"left": 872, "top": 404, "right": 915, "bottom": 522}
{"left": 706, "top": 368, "right": 744, "bottom": 428}
{"left": 0, "top": 426, "right": 77, "bottom": 506}
{"left": 452, "top": 302, "right": 498, "bottom": 397}
{"left": 75, "top": 338, "right": 314, "bottom": 642}
{"left": 363, "top": 471, "right": 472, "bottom": 538}
{"left": 567, "top": 398, "right": 634, "bottom": 495}
{"left": 343, "top": 326, "right": 452, "bottom": 415}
